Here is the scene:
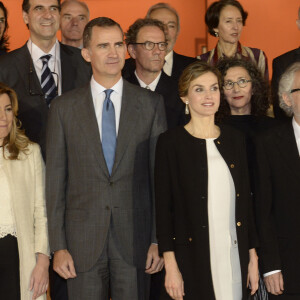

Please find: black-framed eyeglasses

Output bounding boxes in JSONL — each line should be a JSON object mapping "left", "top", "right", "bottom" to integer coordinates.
{"left": 131, "top": 41, "right": 168, "bottom": 51}
{"left": 290, "top": 88, "right": 300, "bottom": 94}
{"left": 223, "top": 78, "right": 252, "bottom": 90}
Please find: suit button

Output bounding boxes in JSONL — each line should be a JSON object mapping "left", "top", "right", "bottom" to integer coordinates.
{"left": 217, "top": 140, "right": 221, "bottom": 144}
{"left": 236, "top": 193, "right": 240, "bottom": 197}
{"left": 109, "top": 182, "right": 113, "bottom": 186}
{"left": 202, "top": 225, "right": 207, "bottom": 229}
{"left": 105, "top": 206, "right": 110, "bottom": 210}
{"left": 189, "top": 237, "right": 192, "bottom": 242}
{"left": 237, "top": 221, "right": 242, "bottom": 227}
{"left": 173, "top": 237, "right": 176, "bottom": 240}
{"left": 230, "top": 164, "right": 235, "bottom": 168}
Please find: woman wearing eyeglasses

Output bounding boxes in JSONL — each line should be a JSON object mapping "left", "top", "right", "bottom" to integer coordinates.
{"left": 217, "top": 58, "right": 280, "bottom": 300}
{"left": 197, "top": 0, "right": 268, "bottom": 81}
{"left": 155, "top": 61, "right": 259, "bottom": 300}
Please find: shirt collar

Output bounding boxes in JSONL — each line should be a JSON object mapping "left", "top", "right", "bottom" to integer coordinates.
{"left": 27, "top": 39, "right": 60, "bottom": 64}
{"left": 292, "top": 117, "right": 300, "bottom": 142}
{"left": 90, "top": 76, "right": 123, "bottom": 97}
{"left": 134, "top": 70, "right": 162, "bottom": 91}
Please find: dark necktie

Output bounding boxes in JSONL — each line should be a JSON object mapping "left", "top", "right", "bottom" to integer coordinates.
{"left": 102, "top": 89, "right": 116, "bottom": 175}
{"left": 40, "top": 54, "right": 57, "bottom": 106}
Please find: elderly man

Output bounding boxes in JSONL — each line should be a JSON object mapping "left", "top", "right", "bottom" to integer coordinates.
{"left": 255, "top": 62, "right": 300, "bottom": 299}
{"left": 271, "top": 6, "right": 300, "bottom": 119}
{"left": 60, "top": 0, "right": 89, "bottom": 48}
{"left": 126, "top": 18, "right": 185, "bottom": 129}
{"left": 123, "top": 3, "right": 196, "bottom": 82}
{"left": 46, "top": 17, "right": 166, "bottom": 300}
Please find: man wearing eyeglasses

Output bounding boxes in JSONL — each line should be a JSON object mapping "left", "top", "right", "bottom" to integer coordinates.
{"left": 0, "top": 0, "right": 91, "bottom": 159}
{"left": 255, "top": 62, "right": 300, "bottom": 299}
{"left": 126, "top": 18, "right": 186, "bottom": 129}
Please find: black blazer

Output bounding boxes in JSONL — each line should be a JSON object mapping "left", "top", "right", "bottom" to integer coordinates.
{"left": 254, "top": 121, "right": 300, "bottom": 293}
{"left": 155, "top": 125, "right": 258, "bottom": 300}
{"left": 271, "top": 48, "right": 300, "bottom": 119}
{"left": 126, "top": 71, "right": 186, "bottom": 129}
{"left": 0, "top": 43, "right": 91, "bottom": 157}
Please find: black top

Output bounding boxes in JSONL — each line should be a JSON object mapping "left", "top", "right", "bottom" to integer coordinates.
{"left": 155, "top": 125, "right": 258, "bottom": 300}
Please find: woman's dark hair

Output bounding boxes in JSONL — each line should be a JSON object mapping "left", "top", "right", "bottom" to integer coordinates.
{"left": 0, "top": 1, "right": 9, "bottom": 52}
{"left": 216, "top": 57, "right": 270, "bottom": 118}
{"left": 205, "top": 0, "right": 248, "bottom": 37}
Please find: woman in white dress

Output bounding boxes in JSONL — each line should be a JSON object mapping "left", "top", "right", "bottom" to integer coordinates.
{"left": 0, "top": 83, "right": 49, "bottom": 299}
{"left": 155, "top": 61, "right": 259, "bottom": 299}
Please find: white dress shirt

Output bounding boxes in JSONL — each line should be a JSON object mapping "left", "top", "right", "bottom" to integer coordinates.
{"left": 91, "top": 76, "right": 123, "bottom": 140}
{"left": 134, "top": 71, "right": 162, "bottom": 92}
{"left": 264, "top": 117, "right": 300, "bottom": 278}
{"left": 163, "top": 51, "right": 173, "bottom": 76}
{"left": 27, "top": 39, "right": 62, "bottom": 95}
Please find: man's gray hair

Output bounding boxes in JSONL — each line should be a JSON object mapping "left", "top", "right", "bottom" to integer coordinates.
{"left": 278, "top": 62, "right": 300, "bottom": 116}
{"left": 146, "top": 2, "right": 180, "bottom": 32}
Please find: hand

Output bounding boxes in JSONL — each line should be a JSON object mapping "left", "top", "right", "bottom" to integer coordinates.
{"left": 264, "top": 272, "right": 284, "bottom": 295}
{"left": 29, "top": 253, "right": 49, "bottom": 299}
{"left": 247, "top": 249, "right": 259, "bottom": 295}
{"left": 53, "top": 249, "right": 77, "bottom": 279}
{"left": 165, "top": 266, "right": 184, "bottom": 300}
{"left": 145, "top": 244, "right": 164, "bottom": 274}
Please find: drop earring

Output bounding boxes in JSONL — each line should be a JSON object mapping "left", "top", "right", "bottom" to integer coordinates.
{"left": 215, "top": 32, "right": 219, "bottom": 37}
{"left": 185, "top": 101, "right": 189, "bottom": 115}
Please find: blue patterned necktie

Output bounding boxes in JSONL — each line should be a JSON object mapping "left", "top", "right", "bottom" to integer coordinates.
{"left": 102, "top": 89, "right": 116, "bottom": 175}
{"left": 40, "top": 54, "right": 57, "bottom": 106}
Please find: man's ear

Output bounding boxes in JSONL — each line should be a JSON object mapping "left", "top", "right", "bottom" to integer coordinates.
{"left": 282, "top": 92, "right": 292, "bottom": 107}
{"left": 81, "top": 48, "right": 91, "bottom": 63}
{"left": 128, "top": 44, "right": 137, "bottom": 59}
{"left": 23, "top": 11, "right": 29, "bottom": 25}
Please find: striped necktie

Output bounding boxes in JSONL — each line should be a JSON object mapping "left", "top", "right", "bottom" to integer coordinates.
{"left": 40, "top": 54, "right": 57, "bottom": 106}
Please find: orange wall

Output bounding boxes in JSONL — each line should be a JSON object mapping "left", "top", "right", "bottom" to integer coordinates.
{"left": 4, "top": 0, "right": 205, "bottom": 57}
{"left": 4, "top": 0, "right": 300, "bottom": 77}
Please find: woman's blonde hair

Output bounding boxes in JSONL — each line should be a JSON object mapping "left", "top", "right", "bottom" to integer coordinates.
{"left": 0, "top": 83, "right": 30, "bottom": 159}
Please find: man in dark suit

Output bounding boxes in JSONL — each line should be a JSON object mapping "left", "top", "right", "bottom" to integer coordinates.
{"left": 255, "top": 62, "right": 300, "bottom": 299}
{"left": 46, "top": 17, "right": 166, "bottom": 300}
{"left": 0, "top": 0, "right": 91, "bottom": 157}
{"left": 123, "top": 3, "right": 196, "bottom": 82}
{"left": 271, "top": 7, "right": 300, "bottom": 119}
{"left": 125, "top": 18, "right": 185, "bottom": 129}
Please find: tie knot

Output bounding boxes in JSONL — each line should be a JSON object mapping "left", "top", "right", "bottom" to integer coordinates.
{"left": 104, "top": 89, "right": 113, "bottom": 100}
{"left": 40, "top": 54, "right": 51, "bottom": 65}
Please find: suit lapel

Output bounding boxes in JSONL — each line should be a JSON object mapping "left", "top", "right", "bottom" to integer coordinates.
{"left": 15, "top": 44, "right": 43, "bottom": 97}
{"left": 276, "top": 122, "right": 300, "bottom": 182}
{"left": 111, "top": 80, "right": 140, "bottom": 175}
{"left": 72, "top": 85, "right": 109, "bottom": 177}
{"left": 60, "top": 43, "right": 76, "bottom": 93}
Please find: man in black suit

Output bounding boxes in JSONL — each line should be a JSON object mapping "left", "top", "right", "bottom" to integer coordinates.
{"left": 123, "top": 3, "right": 196, "bottom": 82}
{"left": 126, "top": 18, "right": 185, "bottom": 129}
{"left": 0, "top": 0, "right": 91, "bottom": 158}
{"left": 271, "top": 6, "right": 300, "bottom": 119}
{"left": 255, "top": 62, "right": 300, "bottom": 299}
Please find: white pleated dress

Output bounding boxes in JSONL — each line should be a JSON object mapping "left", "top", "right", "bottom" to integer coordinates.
{"left": 206, "top": 139, "right": 242, "bottom": 300}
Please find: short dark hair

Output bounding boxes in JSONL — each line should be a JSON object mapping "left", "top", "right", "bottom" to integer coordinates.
{"left": 0, "top": 1, "right": 9, "bottom": 51}
{"left": 22, "top": 0, "right": 61, "bottom": 13}
{"left": 83, "top": 17, "right": 124, "bottom": 48}
{"left": 125, "top": 18, "right": 166, "bottom": 45}
{"left": 216, "top": 57, "right": 270, "bottom": 117}
{"left": 205, "top": 0, "right": 248, "bottom": 37}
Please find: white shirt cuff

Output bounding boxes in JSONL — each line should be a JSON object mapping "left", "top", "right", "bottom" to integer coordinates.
{"left": 263, "top": 270, "right": 281, "bottom": 277}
